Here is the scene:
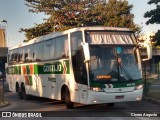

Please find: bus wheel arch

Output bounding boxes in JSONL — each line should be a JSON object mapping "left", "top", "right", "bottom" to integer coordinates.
{"left": 61, "top": 85, "right": 67, "bottom": 101}
{"left": 61, "top": 85, "right": 74, "bottom": 109}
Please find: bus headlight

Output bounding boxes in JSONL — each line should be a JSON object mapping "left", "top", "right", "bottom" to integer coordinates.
{"left": 90, "top": 87, "right": 104, "bottom": 92}
{"left": 135, "top": 84, "right": 143, "bottom": 90}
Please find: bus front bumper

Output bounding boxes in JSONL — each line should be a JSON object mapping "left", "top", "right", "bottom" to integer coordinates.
{"left": 87, "top": 89, "right": 143, "bottom": 104}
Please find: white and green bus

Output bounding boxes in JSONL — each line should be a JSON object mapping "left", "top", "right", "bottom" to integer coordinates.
{"left": 6, "top": 27, "right": 151, "bottom": 108}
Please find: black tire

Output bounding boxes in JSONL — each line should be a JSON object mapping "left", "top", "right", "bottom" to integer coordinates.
{"left": 16, "top": 84, "right": 23, "bottom": 99}
{"left": 17, "top": 89, "right": 23, "bottom": 99}
{"left": 108, "top": 103, "right": 115, "bottom": 107}
{"left": 65, "top": 88, "right": 74, "bottom": 109}
{"left": 21, "top": 84, "right": 29, "bottom": 100}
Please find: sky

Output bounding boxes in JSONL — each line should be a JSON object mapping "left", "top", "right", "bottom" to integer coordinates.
{"left": 0, "top": 0, "right": 159, "bottom": 47}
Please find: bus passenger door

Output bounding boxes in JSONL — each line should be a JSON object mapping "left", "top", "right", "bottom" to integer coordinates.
{"left": 70, "top": 32, "right": 88, "bottom": 104}
{"left": 72, "top": 48, "right": 88, "bottom": 104}
{"left": 79, "top": 84, "right": 88, "bottom": 104}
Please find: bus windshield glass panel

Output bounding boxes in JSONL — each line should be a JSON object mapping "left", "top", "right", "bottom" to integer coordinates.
{"left": 89, "top": 45, "right": 141, "bottom": 84}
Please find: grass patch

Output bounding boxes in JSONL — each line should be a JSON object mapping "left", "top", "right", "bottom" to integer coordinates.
{"left": 147, "top": 90, "right": 160, "bottom": 101}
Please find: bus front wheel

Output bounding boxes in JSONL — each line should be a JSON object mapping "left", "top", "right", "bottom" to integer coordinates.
{"left": 65, "top": 88, "right": 74, "bottom": 109}
{"left": 108, "top": 103, "right": 115, "bottom": 106}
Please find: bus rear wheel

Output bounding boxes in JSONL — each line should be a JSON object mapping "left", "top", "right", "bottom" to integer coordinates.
{"left": 21, "top": 84, "right": 29, "bottom": 100}
{"left": 65, "top": 88, "right": 74, "bottom": 109}
{"left": 17, "top": 90, "right": 23, "bottom": 99}
{"left": 16, "top": 83, "right": 22, "bottom": 99}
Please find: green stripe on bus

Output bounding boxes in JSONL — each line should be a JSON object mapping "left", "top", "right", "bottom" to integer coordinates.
{"left": 7, "top": 60, "right": 70, "bottom": 75}
{"left": 112, "top": 80, "right": 143, "bottom": 88}
{"left": 29, "top": 76, "right": 33, "bottom": 86}
{"left": 90, "top": 82, "right": 106, "bottom": 88}
{"left": 90, "top": 80, "right": 143, "bottom": 88}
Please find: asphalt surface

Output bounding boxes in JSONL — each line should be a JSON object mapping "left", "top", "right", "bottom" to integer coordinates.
{"left": 0, "top": 81, "right": 160, "bottom": 120}
{"left": 0, "top": 91, "right": 159, "bottom": 119}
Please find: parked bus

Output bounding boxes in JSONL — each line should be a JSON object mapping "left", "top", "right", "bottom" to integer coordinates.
{"left": 6, "top": 27, "right": 152, "bottom": 108}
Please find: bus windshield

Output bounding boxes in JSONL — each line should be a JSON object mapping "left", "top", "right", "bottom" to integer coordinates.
{"left": 89, "top": 45, "right": 141, "bottom": 84}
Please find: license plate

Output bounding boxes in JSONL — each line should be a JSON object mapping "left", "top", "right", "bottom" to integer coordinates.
{"left": 115, "top": 95, "right": 124, "bottom": 99}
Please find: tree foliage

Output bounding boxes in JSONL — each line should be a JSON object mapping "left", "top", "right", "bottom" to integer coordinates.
{"left": 20, "top": 0, "right": 140, "bottom": 40}
{"left": 144, "top": 0, "right": 160, "bottom": 25}
{"left": 154, "top": 30, "right": 160, "bottom": 46}
{"left": 144, "top": 0, "right": 160, "bottom": 46}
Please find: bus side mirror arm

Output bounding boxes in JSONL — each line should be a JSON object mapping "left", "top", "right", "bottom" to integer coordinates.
{"left": 139, "top": 43, "right": 152, "bottom": 61}
{"left": 84, "top": 59, "right": 90, "bottom": 63}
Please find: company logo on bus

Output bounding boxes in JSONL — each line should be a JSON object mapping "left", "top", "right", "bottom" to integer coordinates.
{"left": 43, "top": 64, "right": 62, "bottom": 73}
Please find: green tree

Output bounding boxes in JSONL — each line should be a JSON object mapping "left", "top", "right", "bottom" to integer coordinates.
{"left": 104, "top": 0, "right": 137, "bottom": 29}
{"left": 21, "top": 0, "right": 140, "bottom": 40}
{"left": 144, "top": 0, "right": 160, "bottom": 46}
{"left": 154, "top": 30, "right": 160, "bottom": 46}
{"left": 144, "top": 0, "right": 160, "bottom": 25}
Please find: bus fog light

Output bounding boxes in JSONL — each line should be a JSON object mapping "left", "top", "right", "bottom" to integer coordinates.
{"left": 90, "top": 87, "right": 104, "bottom": 92}
{"left": 135, "top": 85, "right": 143, "bottom": 90}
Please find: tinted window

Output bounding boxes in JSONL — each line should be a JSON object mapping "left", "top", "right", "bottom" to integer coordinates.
{"left": 34, "top": 42, "right": 44, "bottom": 61}
{"left": 71, "top": 31, "right": 87, "bottom": 85}
{"left": 44, "top": 39, "right": 55, "bottom": 60}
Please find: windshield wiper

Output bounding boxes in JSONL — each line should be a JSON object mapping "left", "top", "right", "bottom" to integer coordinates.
{"left": 118, "top": 63, "right": 134, "bottom": 81}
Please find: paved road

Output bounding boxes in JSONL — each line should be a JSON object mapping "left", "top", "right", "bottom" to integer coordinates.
{"left": 0, "top": 92, "right": 159, "bottom": 120}
{"left": 149, "top": 84, "right": 160, "bottom": 91}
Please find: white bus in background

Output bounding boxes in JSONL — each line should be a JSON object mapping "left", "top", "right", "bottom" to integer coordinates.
{"left": 6, "top": 27, "right": 152, "bottom": 109}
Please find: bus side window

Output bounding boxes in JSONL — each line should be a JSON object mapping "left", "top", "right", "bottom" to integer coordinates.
{"left": 64, "top": 36, "right": 69, "bottom": 58}
{"left": 44, "top": 39, "right": 55, "bottom": 60}
{"left": 10, "top": 49, "right": 17, "bottom": 64}
{"left": 71, "top": 31, "right": 87, "bottom": 85}
{"left": 9, "top": 54, "right": 13, "bottom": 65}
{"left": 14, "top": 53, "right": 18, "bottom": 63}
{"left": 55, "top": 35, "right": 68, "bottom": 59}
{"left": 28, "top": 45, "right": 34, "bottom": 62}
{"left": 17, "top": 54, "right": 20, "bottom": 63}
{"left": 19, "top": 53, "right": 23, "bottom": 63}
{"left": 8, "top": 51, "right": 10, "bottom": 65}
{"left": 33, "top": 52, "right": 35, "bottom": 61}
{"left": 11, "top": 54, "right": 14, "bottom": 64}
{"left": 24, "top": 53, "right": 28, "bottom": 62}
{"left": 34, "top": 42, "right": 44, "bottom": 62}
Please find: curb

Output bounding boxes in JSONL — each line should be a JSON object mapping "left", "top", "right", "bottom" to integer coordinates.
{"left": 143, "top": 97, "right": 160, "bottom": 106}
